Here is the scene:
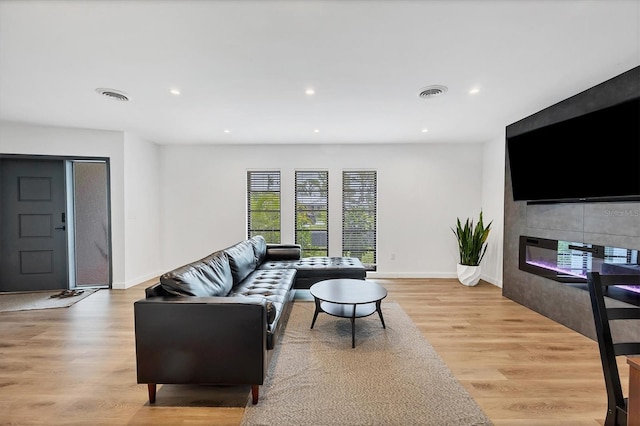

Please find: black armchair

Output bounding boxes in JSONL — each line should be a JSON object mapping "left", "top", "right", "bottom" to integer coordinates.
{"left": 586, "top": 272, "right": 640, "bottom": 426}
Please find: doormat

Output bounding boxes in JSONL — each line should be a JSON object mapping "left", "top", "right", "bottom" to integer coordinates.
{"left": 0, "top": 288, "right": 99, "bottom": 312}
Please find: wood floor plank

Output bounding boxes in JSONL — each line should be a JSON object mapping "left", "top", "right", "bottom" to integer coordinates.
{"left": 0, "top": 278, "right": 629, "bottom": 425}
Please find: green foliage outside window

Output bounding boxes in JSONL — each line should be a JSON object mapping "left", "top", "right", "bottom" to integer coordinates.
{"left": 248, "top": 192, "right": 281, "bottom": 243}
{"left": 295, "top": 171, "right": 328, "bottom": 256}
{"left": 248, "top": 171, "right": 281, "bottom": 243}
{"left": 343, "top": 207, "right": 376, "bottom": 265}
{"left": 342, "top": 171, "right": 377, "bottom": 269}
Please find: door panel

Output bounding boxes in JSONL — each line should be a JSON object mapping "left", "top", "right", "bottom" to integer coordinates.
{"left": 0, "top": 159, "right": 67, "bottom": 291}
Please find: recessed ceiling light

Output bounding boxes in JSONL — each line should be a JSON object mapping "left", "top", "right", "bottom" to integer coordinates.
{"left": 169, "top": 88, "right": 181, "bottom": 96}
{"left": 469, "top": 88, "right": 480, "bottom": 95}
{"left": 305, "top": 88, "right": 315, "bottom": 96}
{"left": 421, "top": 128, "right": 428, "bottom": 133}
{"left": 223, "top": 129, "right": 230, "bottom": 133}
{"left": 314, "top": 129, "right": 320, "bottom": 133}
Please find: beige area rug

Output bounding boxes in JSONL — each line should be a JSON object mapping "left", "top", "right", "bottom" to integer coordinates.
{"left": 0, "top": 288, "right": 99, "bottom": 312}
{"left": 241, "top": 301, "right": 493, "bottom": 426}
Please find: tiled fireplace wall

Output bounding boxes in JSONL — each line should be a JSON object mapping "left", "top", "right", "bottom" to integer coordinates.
{"left": 503, "top": 67, "right": 640, "bottom": 340}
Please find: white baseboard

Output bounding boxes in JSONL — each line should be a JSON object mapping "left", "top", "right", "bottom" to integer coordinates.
{"left": 112, "top": 271, "right": 162, "bottom": 290}
{"left": 367, "top": 272, "right": 457, "bottom": 279}
{"left": 367, "top": 271, "right": 502, "bottom": 288}
{"left": 481, "top": 273, "right": 503, "bottom": 288}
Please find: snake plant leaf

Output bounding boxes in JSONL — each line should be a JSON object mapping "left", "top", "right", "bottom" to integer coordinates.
{"left": 451, "top": 211, "right": 492, "bottom": 266}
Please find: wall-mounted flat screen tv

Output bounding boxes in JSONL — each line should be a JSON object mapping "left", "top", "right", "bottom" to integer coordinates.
{"left": 507, "top": 97, "right": 640, "bottom": 203}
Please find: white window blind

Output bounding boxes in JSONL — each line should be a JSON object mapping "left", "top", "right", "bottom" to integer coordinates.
{"left": 295, "top": 171, "right": 328, "bottom": 256}
{"left": 247, "top": 171, "right": 281, "bottom": 243}
{"left": 342, "top": 170, "right": 377, "bottom": 270}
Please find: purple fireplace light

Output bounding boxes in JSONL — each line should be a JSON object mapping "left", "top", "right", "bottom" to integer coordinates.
{"left": 525, "top": 259, "right": 640, "bottom": 295}
{"left": 526, "top": 260, "right": 586, "bottom": 279}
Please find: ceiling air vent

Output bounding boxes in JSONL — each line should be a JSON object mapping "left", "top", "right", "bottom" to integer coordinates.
{"left": 95, "top": 88, "right": 130, "bottom": 102}
{"left": 418, "top": 85, "right": 448, "bottom": 99}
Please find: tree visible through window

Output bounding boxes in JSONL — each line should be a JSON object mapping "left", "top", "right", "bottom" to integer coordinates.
{"left": 247, "top": 171, "right": 281, "bottom": 243}
{"left": 342, "top": 170, "right": 377, "bottom": 271}
{"left": 295, "top": 171, "right": 328, "bottom": 256}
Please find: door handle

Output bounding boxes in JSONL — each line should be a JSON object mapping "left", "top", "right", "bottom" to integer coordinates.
{"left": 55, "top": 226, "right": 66, "bottom": 231}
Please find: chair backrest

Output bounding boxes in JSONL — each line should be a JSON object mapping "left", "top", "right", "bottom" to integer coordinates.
{"left": 586, "top": 272, "right": 640, "bottom": 426}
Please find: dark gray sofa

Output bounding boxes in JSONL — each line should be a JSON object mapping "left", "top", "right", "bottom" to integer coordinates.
{"left": 134, "top": 235, "right": 365, "bottom": 405}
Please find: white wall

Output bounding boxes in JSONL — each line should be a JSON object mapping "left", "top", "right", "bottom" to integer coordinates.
{"left": 159, "top": 143, "right": 495, "bottom": 282}
{"left": 123, "top": 133, "right": 162, "bottom": 287}
{"left": 1, "top": 120, "right": 505, "bottom": 288}
{"left": 481, "top": 136, "right": 506, "bottom": 287}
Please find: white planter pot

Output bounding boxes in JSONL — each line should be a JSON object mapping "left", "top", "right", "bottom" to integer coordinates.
{"left": 456, "top": 264, "right": 481, "bottom": 286}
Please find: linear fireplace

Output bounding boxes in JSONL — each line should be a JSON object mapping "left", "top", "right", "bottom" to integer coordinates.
{"left": 519, "top": 236, "right": 640, "bottom": 305}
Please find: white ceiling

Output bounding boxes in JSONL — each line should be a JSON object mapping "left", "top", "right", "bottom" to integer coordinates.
{"left": 0, "top": 0, "right": 638, "bottom": 145}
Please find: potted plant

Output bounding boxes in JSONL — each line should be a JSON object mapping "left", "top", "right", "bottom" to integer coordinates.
{"left": 452, "top": 211, "right": 492, "bottom": 286}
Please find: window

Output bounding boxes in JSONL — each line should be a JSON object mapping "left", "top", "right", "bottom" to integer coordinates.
{"left": 295, "top": 171, "right": 328, "bottom": 256}
{"left": 342, "top": 170, "right": 377, "bottom": 270}
{"left": 247, "top": 171, "right": 281, "bottom": 243}
{"left": 72, "top": 161, "right": 111, "bottom": 286}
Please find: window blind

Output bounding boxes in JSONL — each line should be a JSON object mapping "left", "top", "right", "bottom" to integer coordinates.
{"left": 247, "top": 171, "right": 281, "bottom": 243}
{"left": 342, "top": 170, "right": 377, "bottom": 270}
{"left": 295, "top": 170, "right": 328, "bottom": 256}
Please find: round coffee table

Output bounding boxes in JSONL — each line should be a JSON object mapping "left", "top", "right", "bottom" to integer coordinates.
{"left": 309, "top": 278, "right": 387, "bottom": 348}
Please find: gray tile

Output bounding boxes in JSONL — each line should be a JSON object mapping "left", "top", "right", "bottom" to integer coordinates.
{"left": 526, "top": 203, "right": 584, "bottom": 232}
{"left": 584, "top": 203, "right": 640, "bottom": 237}
{"left": 523, "top": 227, "right": 583, "bottom": 244}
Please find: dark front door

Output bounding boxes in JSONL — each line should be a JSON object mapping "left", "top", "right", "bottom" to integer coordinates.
{"left": 0, "top": 159, "right": 68, "bottom": 292}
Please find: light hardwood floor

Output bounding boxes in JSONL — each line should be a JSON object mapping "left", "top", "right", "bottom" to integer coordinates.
{"left": 0, "top": 278, "right": 629, "bottom": 425}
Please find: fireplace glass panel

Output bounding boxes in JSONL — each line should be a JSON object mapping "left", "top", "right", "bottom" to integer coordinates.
{"left": 519, "top": 236, "right": 640, "bottom": 298}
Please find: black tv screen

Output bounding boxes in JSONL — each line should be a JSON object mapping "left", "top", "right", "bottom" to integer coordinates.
{"left": 507, "top": 97, "right": 640, "bottom": 203}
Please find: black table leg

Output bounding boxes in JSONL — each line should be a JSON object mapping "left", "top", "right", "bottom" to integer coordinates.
{"left": 376, "top": 300, "right": 386, "bottom": 328}
{"left": 351, "top": 304, "right": 356, "bottom": 348}
{"left": 311, "top": 297, "right": 322, "bottom": 329}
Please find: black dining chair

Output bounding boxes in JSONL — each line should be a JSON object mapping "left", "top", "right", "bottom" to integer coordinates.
{"left": 586, "top": 272, "right": 640, "bottom": 426}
